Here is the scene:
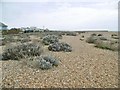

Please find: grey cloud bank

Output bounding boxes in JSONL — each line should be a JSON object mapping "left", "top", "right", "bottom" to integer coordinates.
{"left": 1, "top": 0, "right": 119, "bottom": 31}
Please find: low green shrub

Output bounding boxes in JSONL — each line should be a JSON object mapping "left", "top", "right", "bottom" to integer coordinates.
{"left": 95, "top": 40, "right": 111, "bottom": 50}
{"left": 2, "top": 43, "right": 43, "bottom": 60}
{"left": 36, "top": 55, "right": 59, "bottom": 70}
{"left": 19, "top": 38, "right": 31, "bottom": 43}
{"left": 111, "top": 34, "right": 117, "bottom": 36}
{"left": 86, "top": 36, "right": 98, "bottom": 44}
{"left": 48, "top": 42, "right": 72, "bottom": 52}
{"left": 91, "top": 33, "right": 97, "bottom": 36}
{"left": 95, "top": 40, "right": 119, "bottom": 51}
{"left": 86, "top": 35, "right": 108, "bottom": 44}
{"left": 99, "top": 37, "right": 108, "bottom": 41}
{"left": 3, "top": 35, "right": 15, "bottom": 43}
{"left": 111, "top": 36, "right": 119, "bottom": 39}
{"left": 42, "top": 35, "right": 59, "bottom": 45}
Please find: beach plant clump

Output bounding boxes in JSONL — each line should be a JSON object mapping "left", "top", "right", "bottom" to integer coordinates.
{"left": 86, "top": 36, "right": 98, "bottom": 44}
{"left": 95, "top": 40, "right": 119, "bottom": 51}
{"left": 86, "top": 35, "right": 118, "bottom": 51}
{"left": 111, "top": 34, "right": 119, "bottom": 39}
{"left": 91, "top": 33, "right": 97, "bottom": 36}
{"left": 86, "top": 35, "right": 108, "bottom": 44}
{"left": 2, "top": 35, "right": 15, "bottom": 43}
{"left": 16, "top": 34, "right": 31, "bottom": 43}
{"left": 42, "top": 35, "right": 59, "bottom": 45}
{"left": 0, "top": 39, "right": 6, "bottom": 46}
{"left": 2, "top": 43, "right": 43, "bottom": 60}
{"left": 36, "top": 55, "right": 59, "bottom": 70}
{"left": 80, "top": 35, "right": 84, "bottom": 41}
{"left": 111, "top": 36, "right": 119, "bottom": 39}
{"left": 19, "top": 38, "right": 31, "bottom": 43}
{"left": 99, "top": 36, "right": 108, "bottom": 41}
{"left": 48, "top": 42, "right": 72, "bottom": 52}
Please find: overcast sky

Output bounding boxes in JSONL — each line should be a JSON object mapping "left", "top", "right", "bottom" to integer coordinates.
{"left": 1, "top": 0, "right": 119, "bottom": 31}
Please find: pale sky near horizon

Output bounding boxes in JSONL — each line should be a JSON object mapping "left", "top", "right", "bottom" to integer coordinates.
{"left": 1, "top": 0, "right": 119, "bottom": 31}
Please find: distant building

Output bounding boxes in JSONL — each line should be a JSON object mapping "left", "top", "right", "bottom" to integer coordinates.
{"left": 44, "top": 28, "right": 49, "bottom": 32}
{"left": 0, "top": 22, "right": 8, "bottom": 30}
{"left": 21, "top": 27, "right": 30, "bottom": 32}
{"left": 21, "top": 27, "right": 43, "bottom": 32}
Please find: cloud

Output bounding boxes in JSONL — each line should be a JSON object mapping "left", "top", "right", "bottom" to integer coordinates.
{"left": 2, "top": 0, "right": 119, "bottom": 3}
{"left": 1, "top": 0, "right": 118, "bottom": 31}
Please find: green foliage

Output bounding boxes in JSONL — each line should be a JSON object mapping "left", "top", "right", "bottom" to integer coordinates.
{"left": 86, "top": 36, "right": 98, "bottom": 44}
{"left": 36, "top": 55, "right": 59, "bottom": 70}
{"left": 2, "top": 35, "right": 15, "bottom": 45}
{"left": 42, "top": 35, "right": 59, "bottom": 45}
{"left": 95, "top": 40, "right": 119, "bottom": 51}
{"left": 99, "top": 37, "right": 107, "bottom": 41}
{"left": 111, "top": 36, "right": 119, "bottom": 39}
{"left": 111, "top": 34, "right": 117, "bottom": 36}
{"left": 48, "top": 42, "right": 72, "bottom": 52}
{"left": 2, "top": 43, "right": 43, "bottom": 60}
{"left": 111, "top": 34, "right": 119, "bottom": 39}
{"left": 91, "top": 33, "right": 97, "bottom": 36}
{"left": 86, "top": 35, "right": 108, "bottom": 44}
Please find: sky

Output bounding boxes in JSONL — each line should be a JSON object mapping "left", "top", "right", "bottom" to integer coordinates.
{"left": 1, "top": 0, "right": 119, "bottom": 31}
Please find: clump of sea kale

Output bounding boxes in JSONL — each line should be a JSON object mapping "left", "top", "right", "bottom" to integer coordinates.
{"left": 42, "top": 35, "right": 59, "bottom": 45}
{"left": 2, "top": 43, "right": 43, "bottom": 60}
{"left": 48, "top": 42, "right": 72, "bottom": 52}
{"left": 86, "top": 36, "right": 98, "bottom": 44}
{"left": 91, "top": 33, "right": 97, "bottom": 36}
{"left": 111, "top": 34, "right": 119, "bottom": 39}
{"left": 36, "top": 55, "right": 59, "bottom": 70}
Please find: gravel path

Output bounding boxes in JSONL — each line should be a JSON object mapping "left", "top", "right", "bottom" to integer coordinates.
{"left": 1, "top": 33, "right": 118, "bottom": 88}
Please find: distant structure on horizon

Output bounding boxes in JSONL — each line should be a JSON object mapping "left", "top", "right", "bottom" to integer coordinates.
{"left": 20, "top": 26, "right": 49, "bottom": 32}
{"left": 0, "top": 22, "right": 8, "bottom": 30}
